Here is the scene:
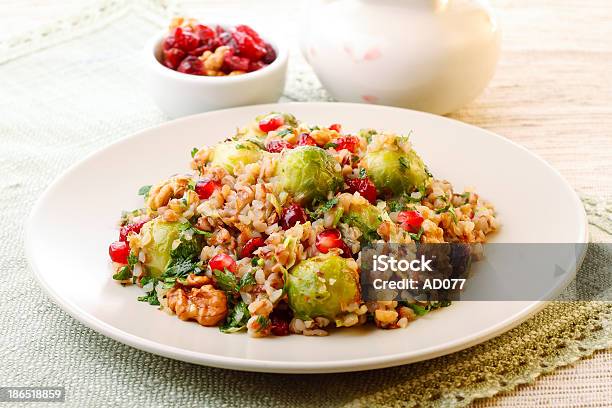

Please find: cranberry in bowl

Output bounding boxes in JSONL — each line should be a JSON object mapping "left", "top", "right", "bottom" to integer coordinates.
{"left": 146, "top": 18, "right": 288, "bottom": 118}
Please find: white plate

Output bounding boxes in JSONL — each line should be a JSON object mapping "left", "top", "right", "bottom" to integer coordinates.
{"left": 26, "top": 103, "right": 587, "bottom": 373}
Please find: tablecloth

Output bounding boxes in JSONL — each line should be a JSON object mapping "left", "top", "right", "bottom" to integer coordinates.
{"left": 0, "top": 1, "right": 610, "bottom": 406}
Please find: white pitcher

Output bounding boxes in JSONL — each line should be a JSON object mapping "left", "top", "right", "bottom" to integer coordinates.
{"left": 300, "top": 0, "right": 501, "bottom": 115}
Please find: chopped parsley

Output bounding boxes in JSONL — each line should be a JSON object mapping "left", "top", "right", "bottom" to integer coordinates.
{"left": 306, "top": 197, "right": 339, "bottom": 220}
{"left": 219, "top": 301, "right": 251, "bottom": 333}
{"left": 435, "top": 201, "right": 458, "bottom": 223}
{"left": 251, "top": 256, "right": 262, "bottom": 267}
{"left": 323, "top": 142, "right": 338, "bottom": 149}
{"left": 406, "top": 300, "right": 451, "bottom": 316}
{"left": 408, "top": 226, "right": 424, "bottom": 242}
{"left": 190, "top": 147, "right": 199, "bottom": 158}
{"left": 137, "top": 185, "right": 152, "bottom": 197}
{"left": 112, "top": 265, "right": 131, "bottom": 281}
{"left": 275, "top": 128, "right": 294, "bottom": 138}
{"left": 358, "top": 168, "right": 367, "bottom": 179}
{"left": 127, "top": 252, "right": 138, "bottom": 268}
{"left": 213, "top": 269, "right": 256, "bottom": 293}
{"left": 137, "top": 275, "right": 161, "bottom": 305}
{"left": 250, "top": 138, "right": 266, "bottom": 149}
{"left": 256, "top": 315, "right": 270, "bottom": 330}
{"left": 399, "top": 157, "right": 411, "bottom": 171}
{"left": 359, "top": 128, "right": 377, "bottom": 144}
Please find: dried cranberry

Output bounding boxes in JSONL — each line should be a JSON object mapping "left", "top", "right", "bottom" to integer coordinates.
{"left": 270, "top": 314, "right": 290, "bottom": 336}
{"left": 345, "top": 177, "right": 377, "bottom": 204}
{"left": 297, "top": 133, "right": 316, "bottom": 146}
{"left": 223, "top": 50, "right": 250, "bottom": 72}
{"left": 280, "top": 204, "right": 307, "bottom": 230}
{"left": 162, "top": 35, "right": 176, "bottom": 51}
{"left": 194, "top": 24, "right": 216, "bottom": 42}
{"left": 195, "top": 179, "right": 220, "bottom": 200}
{"left": 119, "top": 219, "right": 147, "bottom": 242}
{"left": 329, "top": 123, "right": 342, "bottom": 133}
{"left": 261, "top": 43, "right": 277, "bottom": 64}
{"left": 109, "top": 241, "right": 130, "bottom": 264}
{"left": 209, "top": 253, "right": 237, "bottom": 273}
{"left": 315, "top": 229, "right": 351, "bottom": 257}
{"left": 163, "top": 48, "right": 186, "bottom": 69}
{"left": 217, "top": 29, "right": 238, "bottom": 51}
{"left": 335, "top": 136, "right": 359, "bottom": 153}
{"left": 173, "top": 27, "right": 200, "bottom": 52}
{"left": 187, "top": 45, "right": 212, "bottom": 56}
{"left": 232, "top": 30, "right": 266, "bottom": 60}
{"left": 265, "top": 139, "right": 293, "bottom": 153}
{"left": 247, "top": 60, "right": 266, "bottom": 72}
{"left": 215, "top": 25, "right": 226, "bottom": 36}
{"left": 235, "top": 25, "right": 264, "bottom": 45}
{"left": 259, "top": 115, "right": 284, "bottom": 132}
{"left": 177, "top": 56, "right": 204, "bottom": 75}
{"left": 240, "top": 237, "right": 266, "bottom": 258}
{"left": 397, "top": 210, "right": 424, "bottom": 233}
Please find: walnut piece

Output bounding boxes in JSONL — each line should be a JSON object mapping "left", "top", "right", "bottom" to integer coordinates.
{"left": 167, "top": 285, "right": 227, "bottom": 326}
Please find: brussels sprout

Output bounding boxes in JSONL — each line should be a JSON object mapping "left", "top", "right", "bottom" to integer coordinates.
{"left": 275, "top": 146, "right": 343, "bottom": 205}
{"left": 210, "top": 140, "right": 262, "bottom": 175}
{"left": 139, "top": 219, "right": 181, "bottom": 278}
{"left": 341, "top": 200, "right": 382, "bottom": 243}
{"left": 362, "top": 148, "right": 429, "bottom": 197}
{"left": 286, "top": 254, "right": 360, "bottom": 320}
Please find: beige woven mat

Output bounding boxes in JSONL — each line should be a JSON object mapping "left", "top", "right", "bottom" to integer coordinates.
{"left": 0, "top": 1, "right": 610, "bottom": 407}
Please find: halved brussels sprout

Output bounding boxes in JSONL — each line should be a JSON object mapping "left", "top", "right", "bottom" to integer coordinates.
{"left": 286, "top": 254, "right": 360, "bottom": 320}
{"left": 362, "top": 148, "right": 429, "bottom": 197}
{"left": 139, "top": 219, "right": 181, "bottom": 278}
{"left": 275, "top": 146, "right": 343, "bottom": 205}
{"left": 341, "top": 199, "right": 382, "bottom": 242}
{"left": 209, "top": 140, "right": 262, "bottom": 176}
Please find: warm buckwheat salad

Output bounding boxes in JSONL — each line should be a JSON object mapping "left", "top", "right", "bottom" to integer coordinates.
{"left": 108, "top": 113, "right": 499, "bottom": 337}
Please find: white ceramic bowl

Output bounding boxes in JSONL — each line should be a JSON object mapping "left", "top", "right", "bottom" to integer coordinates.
{"left": 145, "top": 25, "right": 288, "bottom": 118}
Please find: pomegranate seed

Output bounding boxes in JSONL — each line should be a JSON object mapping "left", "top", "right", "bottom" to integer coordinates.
{"left": 345, "top": 177, "right": 377, "bottom": 204}
{"left": 232, "top": 30, "right": 266, "bottom": 60}
{"left": 209, "top": 253, "right": 237, "bottom": 273}
{"left": 335, "top": 136, "right": 359, "bottom": 153}
{"left": 265, "top": 139, "right": 293, "bottom": 153}
{"left": 329, "top": 123, "right": 342, "bottom": 133}
{"left": 119, "top": 219, "right": 147, "bottom": 242}
{"left": 223, "top": 50, "right": 250, "bottom": 72}
{"left": 397, "top": 210, "right": 424, "bottom": 233}
{"left": 177, "top": 56, "right": 204, "bottom": 75}
{"left": 240, "top": 237, "right": 266, "bottom": 258}
{"left": 316, "top": 229, "right": 351, "bottom": 257}
{"left": 163, "top": 48, "right": 186, "bottom": 69}
{"left": 109, "top": 241, "right": 130, "bottom": 264}
{"left": 173, "top": 27, "right": 200, "bottom": 52}
{"left": 195, "top": 179, "right": 220, "bottom": 200}
{"left": 280, "top": 204, "right": 307, "bottom": 230}
{"left": 297, "top": 133, "right": 316, "bottom": 146}
{"left": 259, "top": 115, "right": 284, "bottom": 132}
{"left": 261, "top": 43, "right": 277, "bottom": 64}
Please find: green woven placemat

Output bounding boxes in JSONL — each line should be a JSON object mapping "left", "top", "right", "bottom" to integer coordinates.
{"left": 0, "top": 2, "right": 610, "bottom": 407}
